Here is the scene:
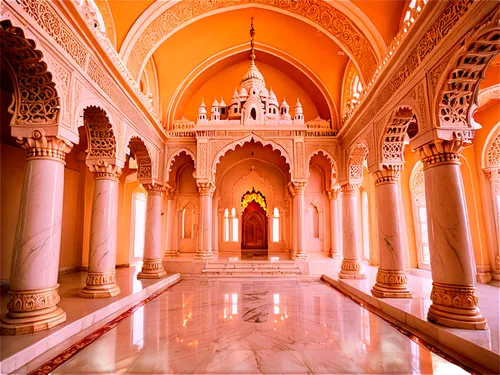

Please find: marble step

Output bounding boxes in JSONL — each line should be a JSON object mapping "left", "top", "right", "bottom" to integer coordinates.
{"left": 202, "top": 261, "right": 302, "bottom": 276}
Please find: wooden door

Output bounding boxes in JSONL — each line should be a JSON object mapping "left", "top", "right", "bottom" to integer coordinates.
{"left": 242, "top": 201, "right": 267, "bottom": 249}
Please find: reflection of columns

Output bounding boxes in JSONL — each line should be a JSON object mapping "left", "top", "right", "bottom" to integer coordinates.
{"left": 80, "top": 162, "right": 121, "bottom": 298}
{"left": 1, "top": 136, "right": 72, "bottom": 335}
{"left": 327, "top": 189, "right": 341, "bottom": 258}
{"left": 291, "top": 196, "right": 297, "bottom": 258}
{"left": 483, "top": 169, "right": 500, "bottom": 281}
{"left": 196, "top": 182, "right": 214, "bottom": 259}
{"left": 212, "top": 197, "right": 219, "bottom": 254}
{"left": 164, "top": 189, "right": 177, "bottom": 257}
{"left": 339, "top": 183, "right": 365, "bottom": 279}
{"left": 371, "top": 167, "right": 411, "bottom": 298}
{"left": 138, "top": 184, "right": 166, "bottom": 279}
{"left": 418, "top": 141, "right": 486, "bottom": 329}
{"left": 293, "top": 182, "right": 308, "bottom": 260}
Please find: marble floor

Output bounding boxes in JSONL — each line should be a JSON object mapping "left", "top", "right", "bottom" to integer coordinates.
{"left": 25, "top": 279, "right": 470, "bottom": 374}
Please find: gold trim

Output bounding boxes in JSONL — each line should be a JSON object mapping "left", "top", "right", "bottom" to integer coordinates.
{"left": 137, "top": 259, "right": 166, "bottom": 279}
{"left": 372, "top": 269, "right": 412, "bottom": 298}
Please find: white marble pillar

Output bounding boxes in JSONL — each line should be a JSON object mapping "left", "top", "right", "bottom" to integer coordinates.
{"left": 212, "top": 197, "right": 219, "bottom": 254}
{"left": 483, "top": 169, "right": 499, "bottom": 281}
{"left": 1, "top": 135, "right": 72, "bottom": 335}
{"left": 339, "top": 183, "right": 365, "bottom": 279}
{"left": 371, "top": 168, "right": 411, "bottom": 298}
{"left": 138, "top": 184, "right": 166, "bottom": 279}
{"left": 328, "top": 189, "right": 341, "bottom": 259}
{"left": 293, "top": 182, "right": 309, "bottom": 260}
{"left": 196, "top": 182, "right": 214, "bottom": 259}
{"left": 291, "top": 195, "right": 297, "bottom": 258}
{"left": 80, "top": 162, "right": 121, "bottom": 298}
{"left": 164, "top": 189, "right": 177, "bottom": 257}
{"left": 418, "top": 142, "right": 486, "bottom": 329}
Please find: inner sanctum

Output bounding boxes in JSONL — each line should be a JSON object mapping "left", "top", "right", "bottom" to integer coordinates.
{"left": 0, "top": 1, "right": 499, "bottom": 374}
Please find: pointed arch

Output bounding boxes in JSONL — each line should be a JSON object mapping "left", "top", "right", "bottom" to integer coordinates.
{"left": 127, "top": 136, "right": 153, "bottom": 180}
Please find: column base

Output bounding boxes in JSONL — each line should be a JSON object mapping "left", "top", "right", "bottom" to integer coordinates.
{"left": 294, "top": 252, "right": 309, "bottom": 260}
{"left": 338, "top": 259, "right": 366, "bottom": 279}
{"left": 371, "top": 269, "right": 412, "bottom": 298}
{"left": 79, "top": 271, "right": 121, "bottom": 299}
{"left": 0, "top": 285, "right": 66, "bottom": 335}
{"left": 427, "top": 282, "right": 488, "bottom": 330}
{"left": 476, "top": 265, "right": 492, "bottom": 284}
{"left": 195, "top": 250, "right": 214, "bottom": 260}
{"left": 137, "top": 259, "right": 167, "bottom": 279}
{"left": 330, "top": 250, "right": 342, "bottom": 259}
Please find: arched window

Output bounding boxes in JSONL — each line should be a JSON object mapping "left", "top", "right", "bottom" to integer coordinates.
{"left": 231, "top": 208, "right": 238, "bottom": 242}
{"left": 182, "top": 202, "right": 194, "bottom": 239}
{"left": 410, "top": 162, "right": 430, "bottom": 269}
{"left": 272, "top": 208, "right": 280, "bottom": 243}
{"left": 223, "top": 208, "right": 229, "bottom": 242}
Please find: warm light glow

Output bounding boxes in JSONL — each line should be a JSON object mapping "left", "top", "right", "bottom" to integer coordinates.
{"left": 133, "top": 193, "right": 146, "bottom": 258}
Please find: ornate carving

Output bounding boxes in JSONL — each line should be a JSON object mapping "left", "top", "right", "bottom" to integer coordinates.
{"left": 143, "top": 184, "right": 164, "bottom": 196}
{"left": 487, "top": 132, "right": 500, "bottom": 167}
{"left": 327, "top": 188, "right": 340, "bottom": 201}
{"left": 198, "top": 142, "right": 207, "bottom": 177}
{"left": 18, "top": 131, "right": 73, "bottom": 162}
{"left": 88, "top": 160, "right": 122, "bottom": 180}
{"left": 173, "top": 116, "right": 195, "bottom": 130}
{"left": 417, "top": 139, "right": 464, "bottom": 168}
{"left": 341, "top": 259, "right": 361, "bottom": 271}
{"left": 374, "top": 166, "right": 402, "bottom": 185}
{"left": 84, "top": 107, "right": 117, "bottom": 159}
{"left": 348, "top": 142, "right": 368, "bottom": 181}
{"left": 382, "top": 108, "right": 415, "bottom": 163}
{"left": 127, "top": 0, "right": 377, "bottom": 81}
{"left": 417, "top": 83, "right": 429, "bottom": 130}
{"left": 129, "top": 136, "right": 152, "bottom": 179}
{"left": 340, "top": 183, "right": 360, "bottom": 196}
{"left": 197, "top": 181, "right": 215, "bottom": 196}
{"left": 292, "top": 181, "right": 307, "bottom": 194}
{"left": 478, "top": 85, "right": 500, "bottom": 107}
{"left": 411, "top": 161, "right": 426, "bottom": 205}
{"left": 6, "top": 285, "right": 60, "bottom": 313}
{"left": 437, "top": 26, "right": 500, "bottom": 127}
{"left": 375, "top": 269, "right": 408, "bottom": 286}
{"left": 138, "top": 258, "right": 166, "bottom": 278}
{"left": 306, "top": 116, "right": 331, "bottom": 129}
{"left": 85, "top": 270, "right": 116, "bottom": 286}
{"left": 430, "top": 282, "right": 479, "bottom": 309}
{"left": 295, "top": 142, "right": 305, "bottom": 177}
{"left": 0, "top": 20, "right": 61, "bottom": 125}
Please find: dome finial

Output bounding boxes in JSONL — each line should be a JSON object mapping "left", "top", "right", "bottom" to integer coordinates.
{"left": 250, "top": 17, "right": 256, "bottom": 62}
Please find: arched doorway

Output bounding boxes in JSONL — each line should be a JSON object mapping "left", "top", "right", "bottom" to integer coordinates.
{"left": 241, "top": 189, "right": 268, "bottom": 256}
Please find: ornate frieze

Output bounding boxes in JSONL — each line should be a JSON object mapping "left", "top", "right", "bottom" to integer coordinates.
{"left": 197, "top": 181, "right": 215, "bottom": 196}
{"left": 85, "top": 270, "right": 116, "bottom": 286}
{"left": 341, "top": 259, "right": 362, "bottom": 272}
{"left": 417, "top": 139, "right": 464, "bottom": 168}
{"left": 340, "top": 183, "right": 360, "bottom": 196}
{"left": 430, "top": 282, "right": 479, "bottom": 309}
{"left": 374, "top": 166, "right": 402, "bottom": 185}
{"left": 6, "top": 285, "right": 60, "bottom": 313}
{"left": 143, "top": 184, "right": 165, "bottom": 196}
{"left": 88, "top": 160, "right": 122, "bottom": 180}
{"left": 18, "top": 131, "right": 73, "bottom": 162}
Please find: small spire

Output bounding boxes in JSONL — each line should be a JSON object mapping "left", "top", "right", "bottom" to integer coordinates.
{"left": 250, "top": 17, "right": 256, "bottom": 62}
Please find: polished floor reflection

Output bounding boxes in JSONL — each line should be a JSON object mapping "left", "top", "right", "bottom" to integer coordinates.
{"left": 46, "top": 279, "right": 469, "bottom": 374}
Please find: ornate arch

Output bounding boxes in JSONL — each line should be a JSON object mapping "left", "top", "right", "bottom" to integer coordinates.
{"left": 82, "top": 106, "right": 118, "bottom": 162}
{"left": 379, "top": 105, "right": 418, "bottom": 165}
{"left": 410, "top": 161, "right": 426, "bottom": 204}
{"left": 483, "top": 123, "right": 500, "bottom": 170}
{"left": 120, "top": 1, "right": 381, "bottom": 83}
{"left": 307, "top": 148, "right": 338, "bottom": 189}
{"left": 0, "top": 20, "right": 61, "bottom": 127}
{"left": 434, "top": 12, "right": 500, "bottom": 129}
{"left": 166, "top": 147, "right": 197, "bottom": 181}
{"left": 211, "top": 133, "right": 292, "bottom": 177}
{"left": 166, "top": 43, "right": 337, "bottom": 127}
{"left": 127, "top": 136, "right": 153, "bottom": 180}
{"left": 347, "top": 141, "right": 369, "bottom": 182}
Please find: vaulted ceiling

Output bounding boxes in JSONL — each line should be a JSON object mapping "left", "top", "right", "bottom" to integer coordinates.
{"left": 100, "top": 0, "right": 412, "bottom": 129}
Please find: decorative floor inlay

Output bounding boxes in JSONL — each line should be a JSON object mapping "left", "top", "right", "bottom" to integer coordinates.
{"left": 28, "top": 279, "right": 470, "bottom": 374}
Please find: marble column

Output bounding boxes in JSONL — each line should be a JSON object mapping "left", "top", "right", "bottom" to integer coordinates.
{"left": 212, "top": 197, "right": 219, "bottom": 254}
{"left": 196, "top": 182, "right": 214, "bottom": 260}
{"left": 80, "top": 162, "right": 121, "bottom": 298}
{"left": 371, "top": 167, "right": 412, "bottom": 298}
{"left": 293, "top": 182, "right": 309, "bottom": 260}
{"left": 328, "top": 188, "right": 342, "bottom": 259}
{"left": 484, "top": 169, "right": 500, "bottom": 281}
{"left": 164, "top": 189, "right": 177, "bottom": 257}
{"left": 339, "top": 183, "right": 365, "bottom": 279}
{"left": 138, "top": 184, "right": 166, "bottom": 279}
{"left": 291, "top": 195, "right": 297, "bottom": 258}
{"left": 418, "top": 141, "right": 487, "bottom": 329}
{"left": 1, "top": 135, "right": 72, "bottom": 335}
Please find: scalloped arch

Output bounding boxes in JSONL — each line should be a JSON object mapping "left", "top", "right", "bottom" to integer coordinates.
{"left": 127, "top": 134, "right": 154, "bottom": 180}
{"left": 166, "top": 147, "right": 197, "bottom": 183}
{"left": 211, "top": 133, "right": 292, "bottom": 178}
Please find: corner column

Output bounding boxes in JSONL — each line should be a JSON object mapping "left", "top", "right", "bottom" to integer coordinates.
{"left": 80, "top": 162, "right": 121, "bottom": 298}
{"left": 327, "top": 188, "right": 341, "bottom": 259}
{"left": 418, "top": 140, "right": 486, "bottom": 329}
{"left": 371, "top": 167, "right": 411, "bottom": 298}
{"left": 196, "top": 182, "right": 215, "bottom": 260}
{"left": 1, "top": 134, "right": 72, "bottom": 335}
{"left": 339, "top": 183, "right": 365, "bottom": 279}
{"left": 138, "top": 184, "right": 166, "bottom": 279}
{"left": 293, "top": 182, "right": 309, "bottom": 260}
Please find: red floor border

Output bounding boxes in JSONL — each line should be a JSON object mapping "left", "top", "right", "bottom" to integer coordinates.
{"left": 320, "top": 277, "right": 480, "bottom": 375}
{"left": 27, "top": 279, "right": 183, "bottom": 375}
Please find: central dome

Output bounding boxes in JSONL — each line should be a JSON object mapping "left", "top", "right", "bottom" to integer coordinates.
{"left": 240, "top": 60, "right": 266, "bottom": 90}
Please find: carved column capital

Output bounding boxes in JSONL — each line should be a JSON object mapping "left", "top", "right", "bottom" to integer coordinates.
{"left": 340, "top": 183, "right": 360, "bottom": 196}
{"left": 327, "top": 188, "right": 340, "bottom": 200}
{"left": 143, "top": 184, "right": 165, "bottom": 196}
{"left": 483, "top": 168, "right": 500, "bottom": 181}
{"left": 197, "top": 181, "right": 215, "bottom": 196}
{"left": 292, "top": 181, "right": 307, "bottom": 194}
{"left": 17, "top": 132, "right": 73, "bottom": 163}
{"left": 88, "top": 160, "right": 122, "bottom": 181}
{"left": 374, "top": 166, "right": 402, "bottom": 185}
{"left": 416, "top": 139, "right": 464, "bottom": 168}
